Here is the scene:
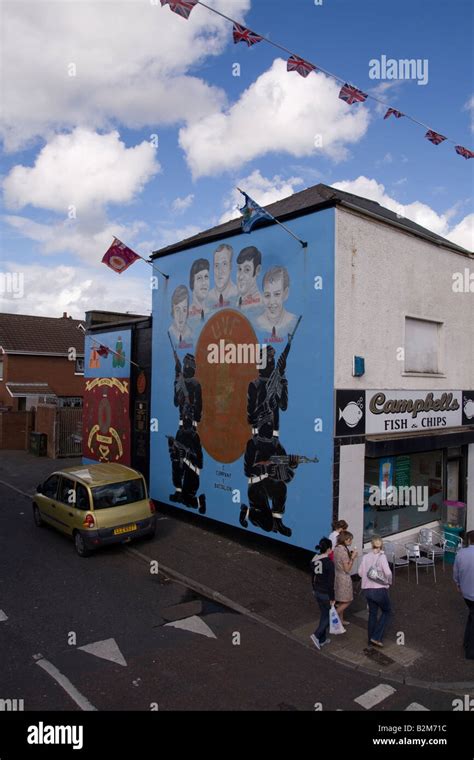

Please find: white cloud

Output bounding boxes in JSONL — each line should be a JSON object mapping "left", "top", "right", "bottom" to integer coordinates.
{"left": 1, "top": 0, "right": 250, "bottom": 151}
{"left": 0, "top": 260, "right": 151, "bottom": 319}
{"left": 3, "top": 129, "right": 160, "bottom": 214}
{"left": 333, "top": 176, "right": 474, "bottom": 251}
{"left": 220, "top": 170, "right": 304, "bottom": 223}
{"left": 463, "top": 95, "right": 474, "bottom": 133}
{"left": 171, "top": 194, "right": 195, "bottom": 213}
{"left": 179, "top": 58, "right": 371, "bottom": 178}
{"left": 3, "top": 213, "right": 148, "bottom": 265}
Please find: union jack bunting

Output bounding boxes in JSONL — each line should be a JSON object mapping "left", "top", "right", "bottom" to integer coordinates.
{"left": 287, "top": 55, "right": 316, "bottom": 78}
{"left": 384, "top": 108, "right": 404, "bottom": 120}
{"left": 425, "top": 129, "right": 446, "bottom": 145}
{"left": 160, "top": 0, "right": 198, "bottom": 20}
{"left": 338, "top": 83, "right": 368, "bottom": 105}
{"left": 232, "top": 23, "right": 263, "bottom": 46}
{"left": 455, "top": 145, "right": 474, "bottom": 159}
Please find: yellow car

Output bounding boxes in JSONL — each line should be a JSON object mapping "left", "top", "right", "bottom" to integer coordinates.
{"left": 32, "top": 463, "right": 156, "bottom": 557}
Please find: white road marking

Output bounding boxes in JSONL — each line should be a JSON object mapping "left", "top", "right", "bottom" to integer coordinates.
{"left": 354, "top": 684, "right": 396, "bottom": 709}
{"left": 0, "top": 610, "right": 8, "bottom": 621}
{"left": 78, "top": 638, "right": 127, "bottom": 667}
{"left": 165, "top": 615, "right": 217, "bottom": 639}
{"left": 0, "top": 479, "right": 31, "bottom": 498}
{"left": 405, "top": 702, "right": 430, "bottom": 711}
{"left": 35, "top": 655, "right": 97, "bottom": 711}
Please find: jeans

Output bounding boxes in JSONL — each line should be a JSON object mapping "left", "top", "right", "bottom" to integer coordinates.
{"left": 364, "top": 588, "right": 392, "bottom": 644}
{"left": 313, "top": 591, "right": 331, "bottom": 643}
{"left": 464, "top": 598, "right": 474, "bottom": 660}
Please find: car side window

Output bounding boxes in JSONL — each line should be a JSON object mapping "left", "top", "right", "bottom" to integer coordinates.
{"left": 58, "top": 477, "right": 76, "bottom": 506}
{"left": 75, "top": 484, "right": 90, "bottom": 511}
{"left": 42, "top": 474, "right": 60, "bottom": 499}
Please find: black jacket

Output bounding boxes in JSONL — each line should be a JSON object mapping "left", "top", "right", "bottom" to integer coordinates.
{"left": 312, "top": 556, "right": 335, "bottom": 599}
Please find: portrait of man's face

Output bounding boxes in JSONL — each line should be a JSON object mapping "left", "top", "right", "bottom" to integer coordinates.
{"left": 214, "top": 249, "right": 231, "bottom": 292}
{"left": 237, "top": 260, "right": 259, "bottom": 295}
{"left": 263, "top": 276, "right": 288, "bottom": 321}
{"left": 193, "top": 268, "right": 210, "bottom": 301}
{"left": 173, "top": 297, "right": 188, "bottom": 332}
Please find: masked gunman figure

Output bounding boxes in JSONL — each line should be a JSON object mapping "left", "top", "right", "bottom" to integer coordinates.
{"left": 240, "top": 421, "right": 298, "bottom": 537}
{"left": 167, "top": 405, "right": 206, "bottom": 514}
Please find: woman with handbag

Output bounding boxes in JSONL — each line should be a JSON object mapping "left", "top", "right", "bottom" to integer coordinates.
{"left": 359, "top": 536, "right": 393, "bottom": 648}
{"left": 334, "top": 531, "right": 358, "bottom": 625}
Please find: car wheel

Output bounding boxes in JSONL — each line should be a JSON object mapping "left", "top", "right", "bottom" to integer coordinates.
{"left": 74, "top": 531, "right": 91, "bottom": 558}
{"left": 33, "top": 504, "right": 44, "bottom": 527}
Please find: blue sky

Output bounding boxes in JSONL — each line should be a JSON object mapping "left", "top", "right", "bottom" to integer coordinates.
{"left": 1, "top": 0, "right": 472, "bottom": 316}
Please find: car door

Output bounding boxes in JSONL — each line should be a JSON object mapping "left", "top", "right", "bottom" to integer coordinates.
{"left": 55, "top": 476, "right": 77, "bottom": 535}
{"left": 70, "top": 482, "right": 92, "bottom": 531}
{"left": 37, "top": 474, "right": 61, "bottom": 524}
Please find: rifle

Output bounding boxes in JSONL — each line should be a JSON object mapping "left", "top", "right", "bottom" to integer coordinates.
{"left": 256, "top": 454, "right": 319, "bottom": 466}
{"left": 256, "top": 315, "right": 302, "bottom": 424}
{"left": 166, "top": 435, "right": 191, "bottom": 459}
{"left": 168, "top": 331, "right": 189, "bottom": 404}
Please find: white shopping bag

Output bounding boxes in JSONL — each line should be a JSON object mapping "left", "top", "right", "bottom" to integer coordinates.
{"left": 329, "top": 604, "right": 346, "bottom": 635}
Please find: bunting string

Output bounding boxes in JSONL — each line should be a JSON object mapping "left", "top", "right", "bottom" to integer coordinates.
{"left": 160, "top": 0, "right": 473, "bottom": 159}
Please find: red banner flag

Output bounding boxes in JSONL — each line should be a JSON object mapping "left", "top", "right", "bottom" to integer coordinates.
{"left": 455, "top": 145, "right": 474, "bottom": 159}
{"left": 232, "top": 23, "right": 263, "bottom": 46}
{"left": 425, "top": 130, "right": 446, "bottom": 145}
{"left": 102, "top": 238, "right": 141, "bottom": 274}
{"left": 287, "top": 55, "right": 316, "bottom": 78}
{"left": 384, "top": 108, "right": 404, "bottom": 120}
{"left": 338, "top": 83, "right": 368, "bottom": 104}
{"left": 160, "top": 0, "right": 198, "bottom": 20}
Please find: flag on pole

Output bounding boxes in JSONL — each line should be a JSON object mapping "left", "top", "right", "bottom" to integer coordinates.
{"left": 455, "top": 145, "right": 474, "bottom": 159}
{"left": 425, "top": 129, "right": 446, "bottom": 145}
{"left": 102, "top": 238, "right": 141, "bottom": 274}
{"left": 232, "top": 23, "right": 263, "bottom": 46}
{"left": 160, "top": 0, "right": 198, "bottom": 20}
{"left": 96, "top": 345, "right": 110, "bottom": 358}
{"left": 384, "top": 108, "right": 404, "bottom": 120}
{"left": 287, "top": 55, "right": 316, "bottom": 78}
{"left": 238, "top": 189, "right": 274, "bottom": 233}
{"left": 338, "top": 83, "right": 368, "bottom": 105}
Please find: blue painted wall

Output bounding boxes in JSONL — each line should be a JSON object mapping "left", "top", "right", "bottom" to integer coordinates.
{"left": 150, "top": 209, "right": 335, "bottom": 550}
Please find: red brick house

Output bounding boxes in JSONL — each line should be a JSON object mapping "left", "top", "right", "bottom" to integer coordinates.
{"left": 0, "top": 313, "right": 85, "bottom": 411}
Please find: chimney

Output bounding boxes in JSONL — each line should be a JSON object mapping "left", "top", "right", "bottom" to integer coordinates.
{"left": 62, "top": 312, "right": 68, "bottom": 318}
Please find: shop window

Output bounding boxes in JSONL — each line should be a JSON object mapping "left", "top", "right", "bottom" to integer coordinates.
{"left": 363, "top": 450, "right": 443, "bottom": 542}
{"left": 404, "top": 317, "right": 441, "bottom": 374}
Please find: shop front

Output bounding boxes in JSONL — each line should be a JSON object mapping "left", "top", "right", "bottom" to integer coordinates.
{"left": 335, "top": 389, "right": 474, "bottom": 549}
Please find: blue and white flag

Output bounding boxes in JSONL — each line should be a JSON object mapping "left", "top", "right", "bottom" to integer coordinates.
{"left": 238, "top": 189, "right": 274, "bottom": 233}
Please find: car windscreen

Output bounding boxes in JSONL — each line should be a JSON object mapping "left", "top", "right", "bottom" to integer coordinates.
{"left": 91, "top": 479, "right": 146, "bottom": 510}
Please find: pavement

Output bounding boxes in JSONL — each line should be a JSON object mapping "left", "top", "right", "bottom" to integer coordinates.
{"left": 0, "top": 450, "right": 473, "bottom": 696}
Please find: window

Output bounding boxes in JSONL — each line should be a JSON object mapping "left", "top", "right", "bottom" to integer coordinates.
{"left": 92, "top": 478, "right": 146, "bottom": 510}
{"left": 75, "top": 357, "right": 84, "bottom": 375}
{"left": 405, "top": 317, "right": 442, "bottom": 374}
{"left": 0, "top": 358, "right": 3, "bottom": 381}
{"left": 75, "top": 484, "right": 90, "bottom": 511}
{"left": 42, "top": 474, "right": 60, "bottom": 499}
{"left": 363, "top": 450, "right": 443, "bottom": 542}
{"left": 58, "top": 477, "right": 76, "bottom": 506}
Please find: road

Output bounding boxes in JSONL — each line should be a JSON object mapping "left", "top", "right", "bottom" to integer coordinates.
{"left": 0, "top": 482, "right": 462, "bottom": 712}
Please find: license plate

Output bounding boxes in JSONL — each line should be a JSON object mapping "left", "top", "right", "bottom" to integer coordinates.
{"left": 114, "top": 524, "right": 137, "bottom": 535}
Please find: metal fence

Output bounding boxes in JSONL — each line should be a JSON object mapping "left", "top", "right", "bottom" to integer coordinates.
{"left": 57, "top": 408, "right": 83, "bottom": 457}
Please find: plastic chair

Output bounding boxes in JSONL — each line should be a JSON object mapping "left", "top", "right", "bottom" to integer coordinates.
{"left": 405, "top": 543, "right": 436, "bottom": 584}
{"left": 383, "top": 540, "right": 409, "bottom": 584}
{"left": 418, "top": 528, "right": 447, "bottom": 571}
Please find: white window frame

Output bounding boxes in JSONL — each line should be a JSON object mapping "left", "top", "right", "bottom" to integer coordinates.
{"left": 402, "top": 314, "right": 445, "bottom": 378}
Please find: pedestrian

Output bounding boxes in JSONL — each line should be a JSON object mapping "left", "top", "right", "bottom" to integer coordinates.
{"left": 453, "top": 530, "right": 474, "bottom": 660}
{"left": 310, "top": 537, "right": 335, "bottom": 650}
{"left": 334, "top": 531, "right": 358, "bottom": 625}
{"left": 329, "top": 519, "right": 348, "bottom": 551}
{"left": 358, "top": 536, "right": 393, "bottom": 648}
